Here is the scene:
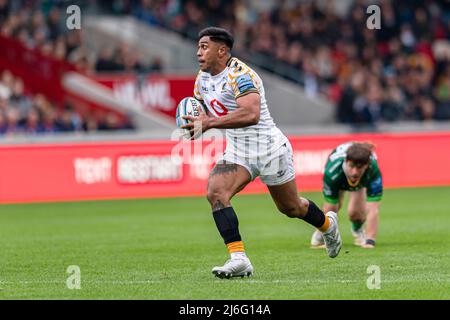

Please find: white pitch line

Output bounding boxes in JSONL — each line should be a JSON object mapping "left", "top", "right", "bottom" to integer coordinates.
{"left": 1, "top": 279, "right": 449, "bottom": 285}
{"left": 0, "top": 280, "right": 164, "bottom": 285}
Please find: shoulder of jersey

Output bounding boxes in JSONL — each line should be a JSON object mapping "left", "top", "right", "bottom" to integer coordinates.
{"left": 226, "top": 57, "right": 254, "bottom": 78}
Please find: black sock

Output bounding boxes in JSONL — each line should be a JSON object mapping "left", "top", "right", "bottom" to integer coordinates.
{"left": 302, "top": 200, "right": 325, "bottom": 228}
{"left": 213, "top": 206, "right": 242, "bottom": 244}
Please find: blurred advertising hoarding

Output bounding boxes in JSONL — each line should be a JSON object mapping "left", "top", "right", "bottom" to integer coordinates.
{"left": 1, "top": 132, "right": 450, "bottom": 204}
{"left": 91, "top": 74, "right": 194, "bottom": 118}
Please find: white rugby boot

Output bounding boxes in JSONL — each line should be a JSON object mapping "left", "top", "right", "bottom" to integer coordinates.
{"left": 322, "top": 211, "right": 342, "bottom": 258}
{"left": 351, "top": 228, "right": 366, "bottom": 246}
{"left": 212, "top": 258, "right": 254, "bottom": 279}
{"left": 310, "top": 230, "right": 326, "bottom": 248}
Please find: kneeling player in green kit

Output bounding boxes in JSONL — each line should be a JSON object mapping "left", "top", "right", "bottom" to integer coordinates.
{"left": 311, "top": 142, "right": 383, "bottom": 249}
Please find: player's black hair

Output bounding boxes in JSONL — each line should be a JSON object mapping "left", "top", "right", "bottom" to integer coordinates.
{"left": 198, "top": 27, "right": 234, "bottom": 50}
{"left": 346, "top": 142, "right": 374, "bottom": 166}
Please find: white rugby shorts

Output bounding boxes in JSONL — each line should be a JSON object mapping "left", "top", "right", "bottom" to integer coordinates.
{"left": 218, "top": 141, "right": 295, "bottom": 186}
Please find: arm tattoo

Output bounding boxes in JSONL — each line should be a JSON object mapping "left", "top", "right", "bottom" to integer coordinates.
{"left": 210, "top": 162, "right": 238, "bottom": 176}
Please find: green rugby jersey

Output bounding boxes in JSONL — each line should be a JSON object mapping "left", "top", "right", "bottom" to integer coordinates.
{"left": 323, "top": 142, "right": 383, "bottom": 204}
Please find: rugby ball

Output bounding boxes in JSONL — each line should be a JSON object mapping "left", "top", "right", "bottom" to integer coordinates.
{"left": 176, "top": 97, "right": 205, "bottom": 139}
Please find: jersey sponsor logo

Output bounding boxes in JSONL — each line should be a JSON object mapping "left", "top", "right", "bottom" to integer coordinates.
{"left": 236, "top": 74, "right": 255, "bottom": 93}
{"left": 210, "top": 99, "right": 229, "bottom": 116}
{"left": 201, "top": 86, "right": 208, "bottom": 93}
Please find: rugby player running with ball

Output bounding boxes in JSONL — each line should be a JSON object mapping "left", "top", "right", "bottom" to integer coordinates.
{"left": 182, "top": 27, "right": 342, "bottom": 279}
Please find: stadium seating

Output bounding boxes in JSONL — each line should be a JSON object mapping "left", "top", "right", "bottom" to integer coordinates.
{"left": 125, "top": 0, "right": 450, "bottom": 124}
{"left": 0, "top": 0, "right": 141, "bottom": 135}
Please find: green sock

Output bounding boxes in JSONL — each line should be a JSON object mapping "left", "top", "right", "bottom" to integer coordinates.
{"left": 351, "top": 221, "right": 364, "bottom": 232}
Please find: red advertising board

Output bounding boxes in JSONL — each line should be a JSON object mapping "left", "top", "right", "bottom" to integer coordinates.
{"left": 1, "top": 132, "right": 450, "bottom": 204}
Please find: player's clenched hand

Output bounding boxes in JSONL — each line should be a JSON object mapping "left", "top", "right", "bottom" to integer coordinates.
{"left": 181, "top": 111, "right": 211, "bottom": 139}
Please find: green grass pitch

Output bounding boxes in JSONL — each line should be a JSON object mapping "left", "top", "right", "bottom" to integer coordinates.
{"left": 0, "top": 186, "right": 449, "bottom": 299}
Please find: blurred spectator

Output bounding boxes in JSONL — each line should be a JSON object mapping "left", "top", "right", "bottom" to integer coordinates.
{"left": 95, "top": 47, "right": 122, "bottom": 72}
{"left": 47, "top": 6, "right": 63, "bottom": 41}
{"left": 9, "top": 78, "right": 32, "bottom": 115}
{"left": 83, "top": 115, "right": 99, "bottom": 132}
{"left": 0, "top": 0, "right": 9, "bottom": 24}
{"left": 336, "top": 70, "right": 365, "bottom": 123}
{"left": 380, "top": 68, "right": 406, "bottom": 121}
{"left": 57, "top": 105, "right": 82, "bottom": 132}
{"left": 98, "top": 112, "right": 135, "bottom": 131}
{"left": 149, "top": 56, "right": 164, "bottom": 72}
{"left": 23, "top": 108, "right": 43, "bottom": 134}
{"left": 5, "top": 107, "right": 21, "bottom": 134}
{"left": 0, "top": 110, "right": 6, "bottom": 134}
{"left": 353, "top": 79, "right": 383, "bottom": 125}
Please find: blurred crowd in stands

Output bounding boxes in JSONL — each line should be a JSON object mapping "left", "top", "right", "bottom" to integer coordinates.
{"left": 2, "top": 0, "right": 450, "bottom": 134}
{"left": 0, "top": 0, "right": 163, "bottom": 73}
{"left": 0, "top": 70, "right": 133, "bottom": 135}
{"left": 113, "top": 0, "right": 450, "bottom": 124}
{"left": 0, "top": 0, "right": 138, "bottom": 135}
